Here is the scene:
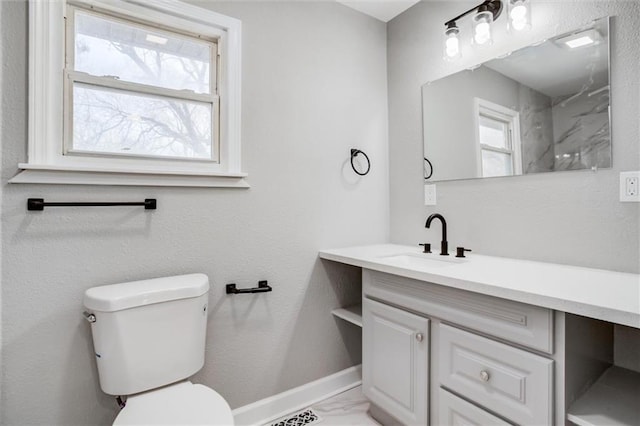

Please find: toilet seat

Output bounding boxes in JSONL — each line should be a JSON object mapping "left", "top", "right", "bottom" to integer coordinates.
{"left": 113, "top": 381, "right": 234, "bottom": 425}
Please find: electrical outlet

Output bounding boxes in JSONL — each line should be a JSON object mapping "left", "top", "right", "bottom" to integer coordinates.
{"left": 620, "top": 171, "right": 640, "bottom": 202}
{"left": 424, "top": 184, "right": 437, "bottom": 206}
{"left": 627, "top": 177, "right": 638, "bottom": 196}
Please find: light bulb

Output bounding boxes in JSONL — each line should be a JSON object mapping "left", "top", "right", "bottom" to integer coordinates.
{"left": 473, "top": 11, "right": 493, "bottom": 46}
{"left": 445, "top": 35, "right": 459, "bottom": 58}
{"left": 509, "top": 0, "right": 531, "bottom": 32}
{"left": 443, "top": 23, "right": 461, "bottom": 60}
{"left": 510, "top": 4, "right": 527, "bottom": 20}
{"left": 474, "top": 22, "right": 491, "bottom": 44}
{"left": 512, "top": 17, "right": 527, "bottom": 31}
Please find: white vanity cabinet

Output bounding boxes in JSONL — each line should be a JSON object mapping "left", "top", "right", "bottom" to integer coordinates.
{"left": 321, "top": 244, "right": 639, "bottom": 426}
{"left": 362, "top": 298, "right": 429, "bottom": 425}
{"left": 362, "top": 269, "right": 557, "bottom": 425}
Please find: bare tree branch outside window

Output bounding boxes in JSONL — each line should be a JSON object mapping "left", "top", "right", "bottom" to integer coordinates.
{"left": 71, "top": 10, "right": 216, "bottom": 160}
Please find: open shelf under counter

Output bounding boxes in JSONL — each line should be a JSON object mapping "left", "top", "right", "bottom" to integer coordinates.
{"left": 331, "top": 304, "right": 362, "bottom": 327}
{"left": 567, "top": 366, "right": 640, "bottom": 426}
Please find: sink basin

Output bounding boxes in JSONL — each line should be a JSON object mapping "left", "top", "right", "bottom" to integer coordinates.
{"left": 380, "top": 253, "right": 467, "bottom": 269}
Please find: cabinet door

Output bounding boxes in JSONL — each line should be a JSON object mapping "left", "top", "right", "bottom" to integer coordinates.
{"left": 363, "top": 298, "right": 429, "bottom": 425}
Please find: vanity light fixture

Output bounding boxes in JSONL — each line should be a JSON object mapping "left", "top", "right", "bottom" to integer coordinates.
{"left": 443, "top": 0, "right": 533, "bottom": 59}
{"left": 443, "top": 0, "right": 503, "bottom": 59}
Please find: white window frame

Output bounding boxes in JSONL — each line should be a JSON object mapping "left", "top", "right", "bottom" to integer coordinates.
{"left": 473, "top": 98, "right": 523, "bottom": 178}
{"left": 13, "top": 0, "right": 246, "bottom": 188}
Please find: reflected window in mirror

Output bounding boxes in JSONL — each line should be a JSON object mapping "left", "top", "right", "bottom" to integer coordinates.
{"left": 475, "top": 98, "right": 522, "bottom": 178}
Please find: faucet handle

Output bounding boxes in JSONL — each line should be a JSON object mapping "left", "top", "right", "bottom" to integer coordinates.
{"left": 456, "top": 247, "right": 472, "bottom": 258}
{"left": 419, "top": 243, "right": 431, "bottom": 253}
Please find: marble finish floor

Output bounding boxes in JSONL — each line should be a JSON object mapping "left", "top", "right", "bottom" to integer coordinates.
{"left": 270, "top": 386, "right": 380, "bottom": 426}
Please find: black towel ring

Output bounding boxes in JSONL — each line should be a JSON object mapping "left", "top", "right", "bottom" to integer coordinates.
{"left": 424, "top": 157, "right": 434, "bottom": 180}
{"left": 351, "top": 149, "right": 370, "bottom": 176}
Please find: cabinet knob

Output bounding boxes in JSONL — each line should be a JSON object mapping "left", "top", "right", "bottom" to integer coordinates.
{"left": 480, "top": 370, "right": 490, "bottom": 382}
{"left": 415, "top": 332, "right": 424, "bottom": 342}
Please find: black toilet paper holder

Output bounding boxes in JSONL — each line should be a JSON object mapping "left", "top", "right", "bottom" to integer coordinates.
{"left": 226, "top": 280, "right": 272, "bottom": 294}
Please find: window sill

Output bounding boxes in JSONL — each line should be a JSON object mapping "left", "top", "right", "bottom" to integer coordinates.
{"left": 10, "top": 164, "right": 250, "bottom": 188}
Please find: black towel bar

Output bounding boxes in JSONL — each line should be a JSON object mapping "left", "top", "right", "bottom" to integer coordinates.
{"left": 27, "top": 198, "right": 157, "bottom": 211}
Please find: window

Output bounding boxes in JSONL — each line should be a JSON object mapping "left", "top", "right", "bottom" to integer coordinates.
{"left": 67, "top": 8, "right": 218, "bottom": 162}
{"left": 14, "top": 0, "right": 245, "bottom": 187}
{"left": 474, "top": 98, "right": 522, "bottom": 178}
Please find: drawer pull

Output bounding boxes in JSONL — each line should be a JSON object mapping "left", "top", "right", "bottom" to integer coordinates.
{"left": 416, "top": 332, "right": 424, "bottom": 342}
{"left": 480, "top": 370, "right": 490, "bottom": 382}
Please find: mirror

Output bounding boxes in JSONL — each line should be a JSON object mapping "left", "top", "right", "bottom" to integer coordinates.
{"left": 422, "top": 17, "right": 610, "bottom": 182}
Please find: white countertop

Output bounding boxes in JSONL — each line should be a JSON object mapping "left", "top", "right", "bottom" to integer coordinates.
{"left": 319, "top": 244, "right": 640, "bottom": 328}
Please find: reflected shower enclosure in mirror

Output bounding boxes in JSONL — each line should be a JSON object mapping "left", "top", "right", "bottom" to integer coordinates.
{"left": 422, "top": 17, "right": 610, "bottom": 182}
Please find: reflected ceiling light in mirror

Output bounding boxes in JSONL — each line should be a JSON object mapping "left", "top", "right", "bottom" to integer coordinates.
{"left": 508, "top": 0, "right": 531, "bottom": 32}
{"left": 443, "top": 0, "right": 505, "bottom": 59}
{"left": 566, "top": 36, "right": 595, "bottom": 48}
{"left": 444, "top": 23, "right": 461, "bottom": 60}
{"left": 555, "top": 28, "right": 602, "bottom": 49}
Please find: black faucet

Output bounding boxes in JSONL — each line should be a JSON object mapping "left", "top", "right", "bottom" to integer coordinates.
{"left": 425, "top": 213, "right": 448, "bottom": 256}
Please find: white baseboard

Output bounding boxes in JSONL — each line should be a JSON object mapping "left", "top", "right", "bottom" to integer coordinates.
{"left": 232, "top": 364, "right": 362, "bottom": 426}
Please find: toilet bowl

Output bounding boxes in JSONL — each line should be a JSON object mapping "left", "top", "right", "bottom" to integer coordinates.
{"left": 83, "top": 274, "right": 234, "bottom": 425}
{"left": 113, "top": 381, "right": 233, "bottom": 425}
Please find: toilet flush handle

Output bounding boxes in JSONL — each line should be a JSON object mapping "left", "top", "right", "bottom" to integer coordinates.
{"left": 82, "top": 311, "right": 96, "bottom": 323}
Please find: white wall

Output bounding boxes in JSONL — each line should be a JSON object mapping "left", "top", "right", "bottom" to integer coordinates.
{"left": 388, "top": 0, "right": 640, "bottom": 273}
{"left": 0, "top": 1, "right": 388, "bottom": 424}
{"left": 0, "top": 0, "right": 4, "bottom": 411}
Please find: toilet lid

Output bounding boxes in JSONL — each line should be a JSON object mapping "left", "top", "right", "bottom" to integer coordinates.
{"left": 113, "top": 381, "right": 234, "bottom": 425}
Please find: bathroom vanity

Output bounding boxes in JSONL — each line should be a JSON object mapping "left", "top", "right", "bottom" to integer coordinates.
{"left": 320, "top": 244, "right": 640, "bottom": 426}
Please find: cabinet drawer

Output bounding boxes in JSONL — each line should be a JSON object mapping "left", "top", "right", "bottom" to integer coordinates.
{"left": 438, "top": 389, "right": 512, "bottom": 426}
{"left": 364, "top": 270, "right": 553, "bottom": 353}
{"left": 439, "top": 324, "right": 553, "bottom": 425}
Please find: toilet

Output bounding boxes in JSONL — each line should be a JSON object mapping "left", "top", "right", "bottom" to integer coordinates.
{"left": 83, "top": 273, "right": 234, "bottom": 425}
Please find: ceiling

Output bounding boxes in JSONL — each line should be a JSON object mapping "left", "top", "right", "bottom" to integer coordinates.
{"left": 336, "top": 0, "right": 420, "bottom": 22}
{"left": 484, "top": 21, "right": 609, "bottom": 98}
{"left": 485, "top": 42, "right": 608, "bottom": 98}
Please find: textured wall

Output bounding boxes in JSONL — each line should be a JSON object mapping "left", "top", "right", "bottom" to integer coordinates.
{"left": 388, "top": 0, "right": 640, "bottom": 273}
{"left": 0, "top": 1, "right": 388, "bottom": 424}
{"left": 0, "top": 0, "right": 4, "bottom": 412}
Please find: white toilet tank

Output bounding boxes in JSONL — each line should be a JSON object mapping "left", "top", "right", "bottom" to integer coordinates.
{"left": 83, "top": 274, "right": 210, "bottom": 396}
